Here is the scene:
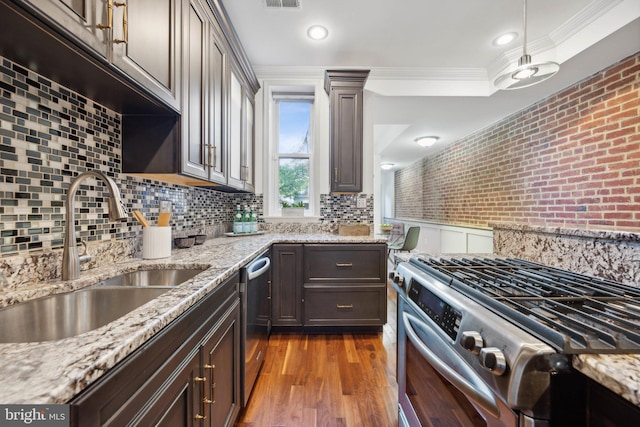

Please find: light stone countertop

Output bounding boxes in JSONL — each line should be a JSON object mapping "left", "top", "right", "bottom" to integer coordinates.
{"left": 391, "top": 251, "right": 640, "bottom": 407}
{"left": 0, "top": 233, "right": 385, "bottom": 404}
{"left": 573, "top": 354, "right": 640, "bottom": 406}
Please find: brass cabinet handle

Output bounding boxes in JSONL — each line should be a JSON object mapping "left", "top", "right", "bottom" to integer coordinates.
{"left": 211, "top": 364, "right": 216, "bottom": 404}
{"left": 194, "top": 375, "right": 207, "bottom": 420}
{"left": 97, "top": 0, "right": 113, "bottom": 29}
{"left": 336, "top": 304, "right": 354, "bottom": 309}
{"left": 334, "top": 167, "right": 338, "bottom": 183}
{"left": 205, "top": 144, "right": 214, "bottom": 168}
{"left": 114, "top": 2, "right": 127, "bottom": 44}
{"left": 268, "top": 280, "right": 272, "bottom": 300}
{"left": 336, "top": 263, "right": 353, "bottom": 268}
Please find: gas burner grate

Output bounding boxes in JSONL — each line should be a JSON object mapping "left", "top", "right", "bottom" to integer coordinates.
{"left": 410, "top": 257, "right": 640, "bottom": 354}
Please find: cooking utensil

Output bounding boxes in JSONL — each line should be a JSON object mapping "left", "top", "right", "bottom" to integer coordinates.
{"left": 132, "top": 210, "right": 150, "bottom": 227}
{"left": 158, "top": 212, "right": 171, "bottom": 226}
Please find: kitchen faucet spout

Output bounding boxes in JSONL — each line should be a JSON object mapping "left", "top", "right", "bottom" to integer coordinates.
{"left": 62, "top": 171, "right": 127, "bottom": 280}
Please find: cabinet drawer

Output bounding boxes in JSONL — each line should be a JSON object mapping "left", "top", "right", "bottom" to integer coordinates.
{"left": 304, "top": 244, "right": 386, "bottom": 283}
{"left": 304, "top": 286, "right": 386, "bottom": 326}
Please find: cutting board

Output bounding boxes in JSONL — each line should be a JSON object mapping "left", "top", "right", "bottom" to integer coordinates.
{"left": 338, "top": 224, "right": 371, "bottom": 236}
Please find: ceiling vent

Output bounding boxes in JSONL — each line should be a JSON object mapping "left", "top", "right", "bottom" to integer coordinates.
{"left": 265, "top": 0, "right": 300, "bottom": 9}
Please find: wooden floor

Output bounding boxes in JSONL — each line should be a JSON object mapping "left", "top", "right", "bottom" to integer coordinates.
{"left": 237, "top": 282, "right": 399, "bottom": 427}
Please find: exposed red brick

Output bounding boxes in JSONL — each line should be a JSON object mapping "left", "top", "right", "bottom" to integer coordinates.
{"left": 394, "top": 51, "right": 640, "bottom": 229}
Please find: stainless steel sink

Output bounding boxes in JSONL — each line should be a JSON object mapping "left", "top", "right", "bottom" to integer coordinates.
{"left": 91, "top": 268, "right": 205, "bottom": 287}
{"left": 0, "top": 287, "right": 169, "bottom": 343}
{"left": 0, "top": 268, "right": 206, "bottom": 343}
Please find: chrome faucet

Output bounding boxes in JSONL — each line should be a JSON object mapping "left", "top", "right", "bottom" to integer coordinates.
{"left": 62, "top": 171, "right": 128, "bottom": 280}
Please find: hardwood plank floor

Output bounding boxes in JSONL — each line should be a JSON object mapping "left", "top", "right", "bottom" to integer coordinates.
{"left": 237, "top": 282, "right": 399, "bottom": 427}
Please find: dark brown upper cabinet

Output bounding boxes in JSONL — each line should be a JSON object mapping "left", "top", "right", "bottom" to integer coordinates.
{"left": 1, "top": 0, "right": 259, "bottom": 192}
{"left": 179, "top": 0, "right": 228, "bottom": 185}
{"left": 12, "top": 0, "right": 181, "bottom": 112}
{"left": 121, "top": 0, "right": 258, "bottom": 191}
{"left": 324, "top": 70, "right": 370, "bottom": 193}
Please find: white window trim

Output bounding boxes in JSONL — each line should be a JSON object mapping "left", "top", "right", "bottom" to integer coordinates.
{"left": 268, "top": 90, "right": 317, "bottom": 217}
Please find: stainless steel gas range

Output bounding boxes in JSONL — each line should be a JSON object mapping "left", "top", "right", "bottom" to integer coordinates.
{"left": 392, "top": 257, "right": 640, "bottom": 427}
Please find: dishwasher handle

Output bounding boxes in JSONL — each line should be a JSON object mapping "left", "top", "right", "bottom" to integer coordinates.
{"left": 247, "top": 257, "right": 270, "bottom": 281}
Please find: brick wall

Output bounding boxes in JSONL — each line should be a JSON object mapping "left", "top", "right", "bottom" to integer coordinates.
{"left": 395, "top": 51, "right": 640, "bottom": 229}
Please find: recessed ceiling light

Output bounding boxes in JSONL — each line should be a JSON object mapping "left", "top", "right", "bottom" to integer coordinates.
{"left": 307, "top": 25, "right": 328, "bottom": 40}
{"left": 493, "top": 32, "right": 518, "bottom": 46}
{"left": 380, "top": 163, "right": 395, "bottom": 170}
{"left": 415, "top": 136, "right": 439, "bottom": 147}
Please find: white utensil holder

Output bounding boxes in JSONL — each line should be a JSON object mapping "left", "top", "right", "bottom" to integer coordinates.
{"left": 142, "top": 226, "right": 171, "bottom": 259}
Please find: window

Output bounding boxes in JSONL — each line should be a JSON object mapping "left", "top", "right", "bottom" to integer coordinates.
{"left": 273, "top": 94, "right": 314, "bottom": 214}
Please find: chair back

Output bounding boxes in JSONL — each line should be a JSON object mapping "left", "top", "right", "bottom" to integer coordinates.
{"left": 401, "top": 226, "right": 420, "bottom": 251}
{"left": 387, "top": 222, "right": 405, "bottom": 246}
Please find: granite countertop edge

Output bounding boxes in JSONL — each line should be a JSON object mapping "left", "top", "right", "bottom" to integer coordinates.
{"left": 0, "top": 233, "right": 385, "bottom": 404}
{"left": 489, "top": 221, "right": 640, "bottom": 242}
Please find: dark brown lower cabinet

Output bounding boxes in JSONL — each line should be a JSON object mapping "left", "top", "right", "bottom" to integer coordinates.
{"left": 271, "top": 243, "right": 387, "bottom": 330}
{"left": 271, "top": 244, "right": 304, "bottom": 327}
{"left": 69, "top": 273, "right": 241, "bottom": 427}
{"left": 586, "top": 376, "right": 640, "bottom": 426}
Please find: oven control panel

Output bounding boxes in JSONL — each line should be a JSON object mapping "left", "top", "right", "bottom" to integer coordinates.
{"left": 407, "top": 278, "right": 461, "bottom": 341}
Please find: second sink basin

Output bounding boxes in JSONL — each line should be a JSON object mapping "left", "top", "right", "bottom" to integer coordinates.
{"left": 0, "top": 287, "right": 169, "bottom": 343}
{"left": 91, "top": 268, "right": 205, "bottom": 287}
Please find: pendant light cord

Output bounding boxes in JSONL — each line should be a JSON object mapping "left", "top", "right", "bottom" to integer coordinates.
{"left": 522, "top": 0, "right": 528, "bottom": 57}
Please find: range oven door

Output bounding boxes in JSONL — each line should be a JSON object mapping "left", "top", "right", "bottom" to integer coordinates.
{"left": 398, "top": 298, "right": 517, "bottom": 427}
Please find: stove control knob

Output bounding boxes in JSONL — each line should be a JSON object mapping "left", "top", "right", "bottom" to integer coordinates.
{"left": 479, "top": 347, "right": 507, "bottom": 376}
{"left": 460, "top": 331, "right": 483, "bottom": 355}
{"left": 391, "top": 274, "right": 405, "bottom": 287}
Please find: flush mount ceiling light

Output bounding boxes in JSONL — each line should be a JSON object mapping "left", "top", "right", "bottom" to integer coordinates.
{"left": 415, "top": 136, "right": 439, "bottom": 147}
{"left": 494, "top": 0, "right": 559, "bottom": 90}
{"left": 307, "top": 25, "right": 328, "bottom": 40}
{"left": 380, "top": 163, "right": 395, "bottom": 170}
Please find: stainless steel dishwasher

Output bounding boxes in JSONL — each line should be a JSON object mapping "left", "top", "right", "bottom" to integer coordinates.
{"left": 241, "top": 250, "right": 271, "bottom": 406}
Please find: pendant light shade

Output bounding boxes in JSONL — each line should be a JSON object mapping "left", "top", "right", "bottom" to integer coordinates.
{"left": 494, "top": 0, "right": 559, "bottom": 90}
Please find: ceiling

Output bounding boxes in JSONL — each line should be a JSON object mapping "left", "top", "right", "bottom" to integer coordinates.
{"left": 220, "top": 0, "right": 640, "bottom": 169}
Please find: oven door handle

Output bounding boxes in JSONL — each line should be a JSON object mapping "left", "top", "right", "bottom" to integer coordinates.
{"left": 403, "top": 312, "right": 501, "bottom": 418}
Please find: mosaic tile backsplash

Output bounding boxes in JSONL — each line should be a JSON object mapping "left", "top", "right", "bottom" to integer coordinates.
{"left": 0, "top": 55, "right": 372, "bottom": 286}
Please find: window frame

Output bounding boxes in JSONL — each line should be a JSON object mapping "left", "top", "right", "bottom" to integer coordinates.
{"left": 271, "top": 92, "right": 315, "bottom": 216}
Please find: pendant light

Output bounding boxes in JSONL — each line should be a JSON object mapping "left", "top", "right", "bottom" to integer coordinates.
{"left": 494, "top": 0, "right": 559, "bottom": 90}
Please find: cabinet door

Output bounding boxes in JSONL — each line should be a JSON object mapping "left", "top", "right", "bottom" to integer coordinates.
{"left": 112, "top": 0, "right": 181, "bottom": 110}
{"left": 131, "top": 349, "right": 201, "bottom": 427}
{"left": 206, "top": 24, "right": 227, "bottom": 184}
{"left": 243, "top": 93, "right": 255, "bottom": 192}
{"left": 23, "top": 0, "right": 108, "bottom": 56}
{"left": 330, "top": 87, "right": 363, "bottom": 193}
{"left": 272, "top": 244, "right": 303, "bottom": 327}
{"left": 181, "top": 0, "right": 208, "bottom": 179}
{"left": 227, "top": 70, "right": 244, "bottom": 189}
{"left": 203, "top": 302, "right": 241, "bottom": 427}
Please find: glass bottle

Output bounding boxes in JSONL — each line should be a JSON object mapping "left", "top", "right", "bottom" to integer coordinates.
{"left": 233, "top": 204, "right": 243, "bottom": 234}
{"left": 250, "top": 206, "right": 258, "bottom": 233}
{"left": 242, "top": 205, "right": 250, "bottom": 234}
